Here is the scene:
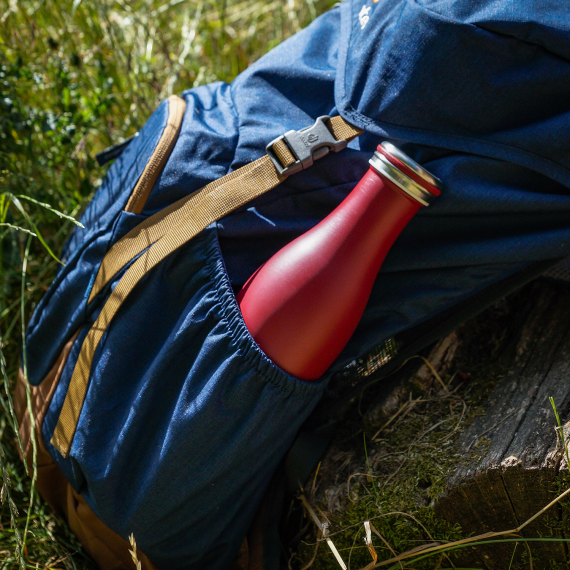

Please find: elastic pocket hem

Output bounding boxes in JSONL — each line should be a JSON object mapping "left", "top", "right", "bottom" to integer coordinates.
{"left": 206, "top": 229, "right": 328, "bottom": 398}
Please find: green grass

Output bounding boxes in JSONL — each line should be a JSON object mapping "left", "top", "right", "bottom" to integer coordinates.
{"left": 0, "top": 1, "right": 335, "bottom": 567}
{"left": 294, "top": 373, "right": 469, "bottom": 569}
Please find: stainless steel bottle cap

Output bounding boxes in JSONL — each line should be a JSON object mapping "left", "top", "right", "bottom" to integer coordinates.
{"left": 381, "top": 142, "right": 442, "bottom": 191}
{"left": 369, "top": 143, "right": 442, "bottom": 207}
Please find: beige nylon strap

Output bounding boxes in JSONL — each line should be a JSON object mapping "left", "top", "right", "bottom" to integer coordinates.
{"left": 125, "top": 95, "right": 187, "bottom": 214}
{"left": 52, "top": 115, "right": 363, "bottom": 457}
{"left": 325, "top": 116, "right": 362, "bottom": 142}
{"left": 88, "top": 116, "right": 362, "bottom": 303}
{"left": 272, "top": 139, "right": 296, "bottom": 168}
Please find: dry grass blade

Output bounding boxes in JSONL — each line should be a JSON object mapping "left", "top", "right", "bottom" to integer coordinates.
{"left": 21, "top": 236, "right": 38, "bottom": 555}
{"left": 0, "top": 344, "right": 26, "bottom": 468}
{"left": 363, "top": 520, "right": 378, "bottom": 566}
{"left": 160, "top": 3, "right": 203, "bottom": 97}
{"left": 438, "top": 399, "right": 467, "bottom": 444}
{"left": 301, "top": 527, "right": 322, "bottom": 570}
{"left": 311, "top": 461, "right": 321, "bottom": 496}
{"left": 323, "top": 524, "right": 348, "bottom": 570}
{"left": 0, "top": 442, "right": 25, "bottom": 569}
{"left": 300, "top": 493, "right": 325, "bottom": 530}
{"left": 371, "top": 395, "right": 421, "bottom": 441}
{"left": 522, "top": 537, "right": 533, "bottom": 570}
{"left": 516, "top": 485, "right": 570, "bottom": 533}
{"left": 368, "top": 522, "right": 401, "bottom": 570}
{"left": 300, "top": 494, "right": 347, "bottom": 569}
{"left": 416, "top": 355, "right": 451, "bottom": 395}
{"left": 357, "top": 484, "right": 570, "bottom": 568}
{"left": 374, "top": 511, "right": 455, "bottom": 569}
{"left": 129, "top": 533, "right": 142, "bottom": 570}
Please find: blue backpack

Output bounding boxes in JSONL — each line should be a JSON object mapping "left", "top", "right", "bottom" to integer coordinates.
{"left": 17, "top": 1, "right": 570, "bottom": 569}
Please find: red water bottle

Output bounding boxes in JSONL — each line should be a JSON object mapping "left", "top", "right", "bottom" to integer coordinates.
{"left": 237, "top": 142, "right": 442, "bottom": 380}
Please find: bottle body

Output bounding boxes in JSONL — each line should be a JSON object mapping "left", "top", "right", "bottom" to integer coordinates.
{"left": 237, "top": 143, "right": 441, "bottom": 380}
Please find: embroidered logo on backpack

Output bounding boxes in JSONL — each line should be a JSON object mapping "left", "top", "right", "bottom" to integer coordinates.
{"left": 359, "top": 4, "right": 371, "bottom": 29}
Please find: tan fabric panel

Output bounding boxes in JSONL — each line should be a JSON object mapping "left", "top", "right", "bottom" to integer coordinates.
{"left": 14, "top": 336, "right": 159, "bottom": 570}
{"left": 230, "top": 540, "right": 250, "bottom": 570}
{"left": 14, "top": 333, "right": 79, "bottom": 510}
{"left": 53, "top": 115, "right": 363, "bottom": 456}
{"left": 124, "top": 95, "right": 187, "bottom": 214}
{"left": 66, "top": 485, "right": 159, "bottom": 570}
{"left": 88, "top": 115, "right": 362, "bottom": 303}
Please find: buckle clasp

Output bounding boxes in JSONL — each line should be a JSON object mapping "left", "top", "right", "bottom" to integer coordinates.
{"left": 266, "top": 115, "right": 348, "bottom": 176}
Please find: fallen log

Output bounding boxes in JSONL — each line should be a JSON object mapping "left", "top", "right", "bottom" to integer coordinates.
{"left": 436, "top": 279, "right": 570, "bottom": 569}
{"left": 296, "top": 277, "right": 570, "bottom": 570}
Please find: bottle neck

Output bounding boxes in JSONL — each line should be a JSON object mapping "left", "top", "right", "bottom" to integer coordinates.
{"left": 322, "top": 167, "right": 422, "bottom": 268}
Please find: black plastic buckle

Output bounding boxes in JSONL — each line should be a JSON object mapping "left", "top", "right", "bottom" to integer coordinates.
{"left": 266, "top": 115, "right": 348, "bottom": 176}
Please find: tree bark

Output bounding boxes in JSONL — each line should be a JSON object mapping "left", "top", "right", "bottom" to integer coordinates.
{"left": 436, "top": 280, "right": 570, "bottom": 570}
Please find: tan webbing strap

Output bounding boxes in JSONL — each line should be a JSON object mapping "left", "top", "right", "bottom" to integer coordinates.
{"left": 325, "top": 116, "right": 362, "bottom": 143}
{"left": 125, "top": 95, "right": 187, "bottom": 214}
{"left": 271, "top": 139, "right": 296, "bottom": 168}
{"left": 52, "top": 115, "right": 363, "bottom": 457}
{"left": 88, "top": 116, "right": 362, "bottom": 303}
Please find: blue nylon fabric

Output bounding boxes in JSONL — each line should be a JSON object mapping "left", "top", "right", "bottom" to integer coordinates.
{"left": 26, "top": 98, "right": 171, "bottom": 386}
{"left": 42, "top": 228, "right": 325, "bottom": 569}
{"left": 22, "top": 0, "right": 570, "bottom": 568}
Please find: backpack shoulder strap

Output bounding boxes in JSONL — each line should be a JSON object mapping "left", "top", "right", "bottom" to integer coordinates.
{"left": 87, "top": 115, "right": 361, "bottom": 303}
{"left": 51, "top": 113, "right": 362, "bottom": 457}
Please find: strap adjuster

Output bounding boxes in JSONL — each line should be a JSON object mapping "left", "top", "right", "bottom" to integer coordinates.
{"left": 266, "top": 115, "right": 348, "bottom": 176}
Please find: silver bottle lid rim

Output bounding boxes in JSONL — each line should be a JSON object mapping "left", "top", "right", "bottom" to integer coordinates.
{"left": 381, "top": 142, "right": 442, "bottom": 191}
{"left": 369, "top": 152, "right": 435, "bottom": 207}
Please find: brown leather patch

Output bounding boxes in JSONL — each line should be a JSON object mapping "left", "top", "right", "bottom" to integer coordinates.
{"left": 66, "top": 485, "right": 158, "bottom": 570}
{"left": 230, "top": 538, "right": 250, "bottom": 570}
{"left": 15, "top": 332, "right": 79, "bottom": 511}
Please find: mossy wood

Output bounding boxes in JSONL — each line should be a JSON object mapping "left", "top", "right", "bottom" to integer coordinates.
{"left": 300, "top": 279, "right": 570, "bottom": 570}
{"left": 436, "top": 280, "right": 570, "bottom": 570}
